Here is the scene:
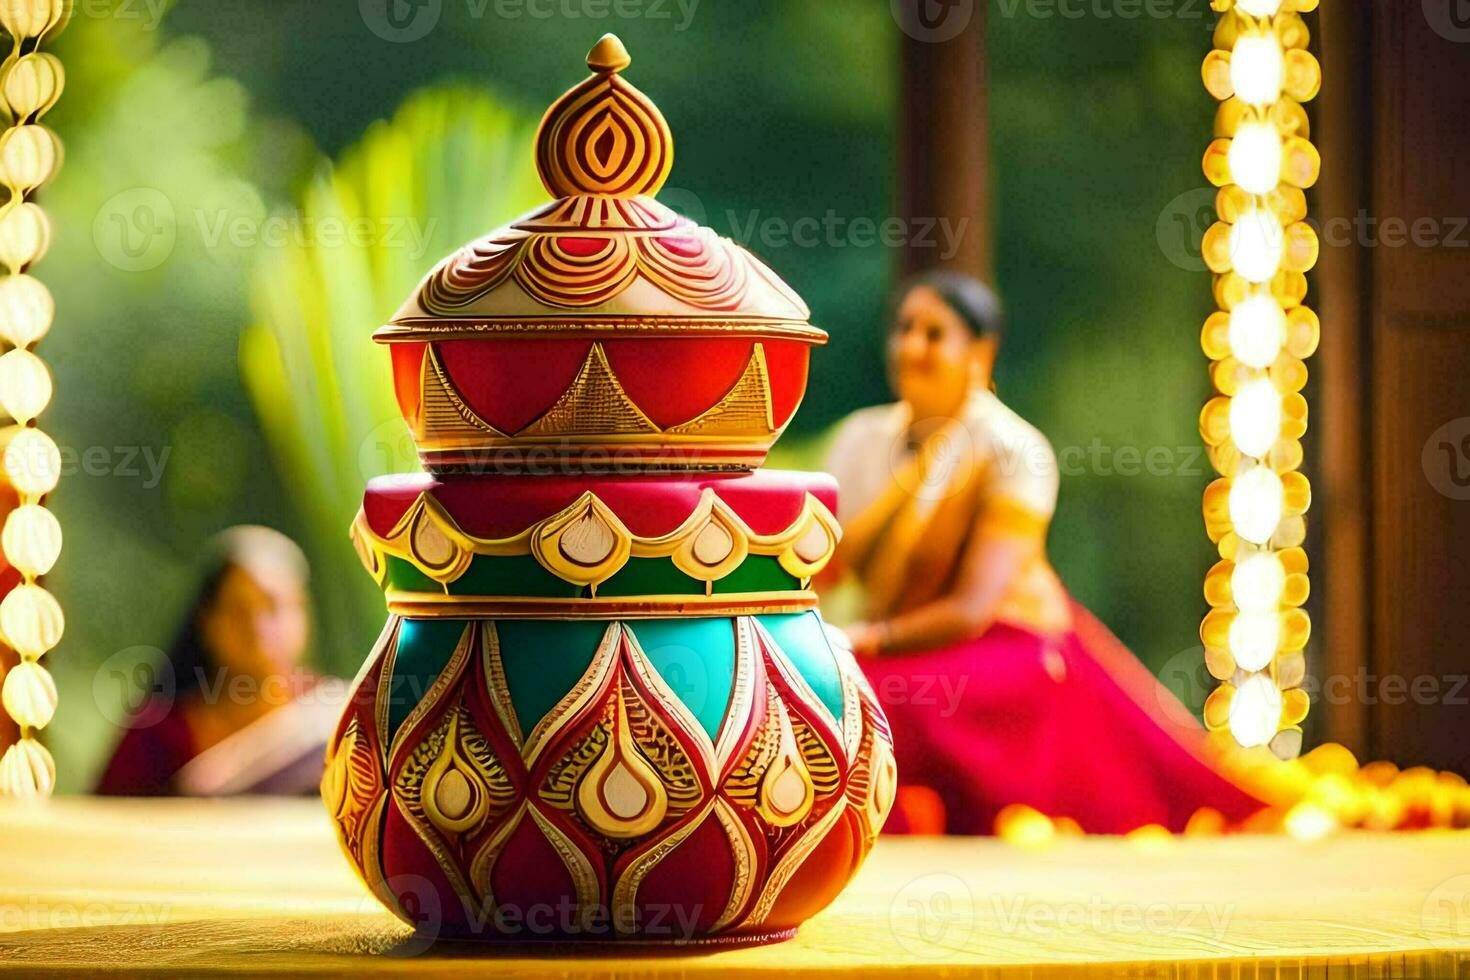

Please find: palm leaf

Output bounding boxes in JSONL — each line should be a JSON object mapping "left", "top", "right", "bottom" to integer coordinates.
{"left": 242, "top": 86, "right": 542, "bottom": 670}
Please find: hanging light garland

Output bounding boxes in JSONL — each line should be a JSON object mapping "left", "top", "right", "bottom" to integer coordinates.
{"left": 996, "top": 0, "right": 1470, "bottom": 845}
{"left": 1196, "top": 0, "right": 1321, "bottom": 758}
{"left": 0, "top": 0, "right": 68, "bottom": 799}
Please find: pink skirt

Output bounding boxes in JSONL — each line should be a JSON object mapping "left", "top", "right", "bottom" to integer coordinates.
{"left": 860, "top": 603, "right": 1264, "bottom": 835}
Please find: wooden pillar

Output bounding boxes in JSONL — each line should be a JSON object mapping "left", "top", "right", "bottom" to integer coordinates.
{"left": 1314, "top": 0, "right": 1372, "bottom": 757}
{"left": 1317, "top": 3, "right": 1470, "bottom": 770}
{"left": 897, "top": 0, "right": 991, "bottom": 282}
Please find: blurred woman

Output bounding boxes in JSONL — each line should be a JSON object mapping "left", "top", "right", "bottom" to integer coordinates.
{"left": 98, "top": 526, "right": 340, "bottom": 796}
{"left": 823, "top": 272, "right": 1266, "bottom": 835}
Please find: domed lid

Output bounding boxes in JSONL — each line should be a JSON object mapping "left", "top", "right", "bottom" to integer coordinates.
{"left": 379, "top": 35, "right": 820, "bottom": 339}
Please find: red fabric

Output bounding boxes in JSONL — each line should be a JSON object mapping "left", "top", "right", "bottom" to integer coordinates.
{"left": 95, "top": 701, "right": 196, "bottom": 796}
{"left": 861, "top": 603, "right": 1264, "bottom": 836}
{"left": 363, "top": 469, "right": 838, "bottom": 540}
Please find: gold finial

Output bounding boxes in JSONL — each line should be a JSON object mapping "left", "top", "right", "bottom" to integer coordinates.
{"left": 534, "top": 36, "right": 673, "bottom": 200}
{"left": 587, "top": 34, "right": 631, "bottom": 74}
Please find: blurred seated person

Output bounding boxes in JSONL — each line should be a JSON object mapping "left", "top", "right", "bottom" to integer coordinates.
{"left": 98, "top": 526, "right": 341, "bottom": 796}
{"left": 822, "top": 272, "right": 1266, "bottom": 835}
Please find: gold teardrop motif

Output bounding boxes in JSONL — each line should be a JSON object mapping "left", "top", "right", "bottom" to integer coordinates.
{"left": 601, "top": 759, "right": 651, "bottom": 819}
{"left": 758, "top": 706, "right": 815, "bottom": 828}
{"left": 793, "top": 519, "right": 830, "bottom": 564}
{"left": 435, "top": 768, "right": 474, "bottom": 820}
{"left": 532, "top": 493, "right": 632, "bottom": 587}
{"left": 559, "top": 508, "right": 617, "bottom": 566}
{"left": 867, "top": 737, "right": 897, "bottom": 831}
{"left": 575, "top": 692, "right": 668, "bottom": 839}
{"left": 692, "top": 520, "right": 735, "bottom": 566}
{"left": 767, "top": 759, "right": 809, "bottom": 815}
{"left": 410, "top": 508, "right": 457, "bottom": 569}
{"left": 422, "top": 712, "right": 491, "bottom": 836}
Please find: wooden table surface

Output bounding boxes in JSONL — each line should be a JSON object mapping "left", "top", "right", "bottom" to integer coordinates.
{"left": 2, "top": 798, "right": 1469, "bottom": 977}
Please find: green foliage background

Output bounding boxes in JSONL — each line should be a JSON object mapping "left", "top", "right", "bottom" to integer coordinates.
{"left": 41, "top": 0, "right": 1220, "bottom": 791}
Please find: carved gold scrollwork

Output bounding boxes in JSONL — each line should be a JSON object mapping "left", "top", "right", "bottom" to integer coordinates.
{"left": 396, "top": 703, "right": 515, "bottom": 840}
{"left": 323, "top": 716, "right": 384, "bottom": 864}
{"left": 355, "top": 493, "right": 475, "bottom": 587}
{"left": 757, "top": 696, "right": 817, "bottom": 828}
{"left": 427, "top": 706, "right": 516, "bottom": 835}
{"left": 529, "top": 805, "right": 603, "bottom": 926}
{"left": 384, "top": 625, "right": 480, "bottom": 901}
{"left": 419, "top": 234, "right": 526, "bottom": 313}
{"left": 717, "top": 616, "right": 855, "bottom": 932}
{"left": 752, "top": 619, "right": 845, "bottom": 744}
{"left": 838, "top": 655, "right": 865, "bottom": 766}
{"left": 636, "top": 230, "right": 751, "bottom": 313}
{"left": 357, "top": 608, "right": 891, "bottom": 939}
{"left": 514, "top": 236, "right": 641, "bottom": 310}
{"left": 468, "top": 801, "right": 524, "bottom": 908}
{"left": 726, "top": 683, "right": 838, "bottom": 832}
{"left": 418, "top": 340, "right": 775, "bottom": 445}
{"left": 864, "top": 734, "right": 898, "bottom": 836}
{"left": 535, "top": 34, "right": 673, "bottom": 200}
{"left": 480, "top": 623, "right": 524, "bottom": 750}
{"left": 535, "top": 628, "right": 709, "bottom": 845}
{"left": 574, "top": 691, "right": 670, "bottom": 839}
{"left": 709, "top": 797, "right": 759, "bottom": 932}
{"left": 350, "top": 517, "right": 384, "bottom": 587}
{"left": 403, "top": 38, "right": 817, "bottom": 325}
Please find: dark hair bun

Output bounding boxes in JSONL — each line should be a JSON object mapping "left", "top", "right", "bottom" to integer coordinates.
{"left": 901, "top": 270, "right": 1004, "bottom": 340}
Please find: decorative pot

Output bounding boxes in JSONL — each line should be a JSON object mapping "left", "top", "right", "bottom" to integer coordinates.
{"left": 323, "top": 35, "right": 895, "bottom": 945}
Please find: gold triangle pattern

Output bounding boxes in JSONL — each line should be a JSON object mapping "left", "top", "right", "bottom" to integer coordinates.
{"left": 668, "top": 344, "right": 774, "bottom": 436}
{"left": 518, "top": 343, "right": 660, "bottom": 437}
{"left": 419, "top": 346, "right": 506, "bottom": 440}
{"left": 420, "top": 342, "right": 778, "bottom": 442}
